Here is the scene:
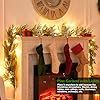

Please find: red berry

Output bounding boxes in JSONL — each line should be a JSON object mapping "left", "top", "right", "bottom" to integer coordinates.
{"left": 27, "top": 31, "right": 32, "bottom": 36}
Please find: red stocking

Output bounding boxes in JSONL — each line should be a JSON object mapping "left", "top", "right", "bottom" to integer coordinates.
{"left": 64, "top": 43, "right": 72, "bottom": 75}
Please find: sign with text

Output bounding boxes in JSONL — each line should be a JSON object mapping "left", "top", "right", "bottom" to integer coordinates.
{"left": 56, "top": 78, "right": 100, "bottom": 94}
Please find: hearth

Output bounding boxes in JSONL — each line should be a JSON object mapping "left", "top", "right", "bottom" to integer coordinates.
{"left": 34, "top": 63, "right": 78, "bottom": 100}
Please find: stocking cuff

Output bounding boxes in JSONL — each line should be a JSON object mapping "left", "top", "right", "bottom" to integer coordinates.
{"left": 71, "top": 43, "right": 83, "bottom": 54}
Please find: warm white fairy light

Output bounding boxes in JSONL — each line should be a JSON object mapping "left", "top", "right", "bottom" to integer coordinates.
{"left": 88, "top": 39, "right": 98, "bottom": 77}
{"left": 0, "top": 61, "right": 6, "bottom": 77}
{"left": 0, "top": 62, "right": 13, "bottom": 87}
{"left": 12, "top": 26, "right": 17, "bottom": 33}
{"left": 2, "top": 24, "right": 96, "bottom": 88}
{"left": 54, "top": 26, "right": 59, "bottom": 33}
{"left": 53, "top": 26, "right": 60, "bottom": 36}
{"left": 88, "top": 66, "right": 92, "bottom": 77}
{"left": 15, "top": 46, "right": 21, "bottom": 57}
{"left": 14, "top": 37, "right": 22, "bottom": 57}
{"left": 0, "top": 60, "right": 15, "bottom": 87}
{"left": 4, "top": 80, "right": 13, "bottom": 87}
{"left": 66, "top": 22, "right": 76, "bottom": 29}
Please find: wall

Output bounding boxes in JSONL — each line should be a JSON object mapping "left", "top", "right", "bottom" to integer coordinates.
{"left": 2, "top": 0, "right": 100, "bottom": 73}
{"left": 0, "top": 0, "right": 4, "bottom": 62}
{"left": 4, "top": 0, "right": 86, "bottom": 26}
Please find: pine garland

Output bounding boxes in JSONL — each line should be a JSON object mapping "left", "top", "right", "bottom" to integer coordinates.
{"left": 89, "top": 39, "right": 98, "bottom": 76}
{"left": 3, "top": 25, "right": 17, "bottom": 87}
{"left": 2, "top": 24, "right": 98, "bottom": 87}
{"left": 3, "top": 25, "right": 26, "bottom": 87}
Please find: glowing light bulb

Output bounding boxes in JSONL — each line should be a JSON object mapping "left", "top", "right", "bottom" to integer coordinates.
{"left": 92, "top": 39, "right": 95, "bottom": 42}
{"left": 15, "top": 47, "right": 21, "bottom": 57}
{"left": 54, "top": 26, "right": 60, "bottom": 33}
{"left": 66, "top": 22, "right": 76, "bottom": 29}
{"left": 14, "top": 38, "right": 20, "bottom": 44}
{"left": 4, "top": 80, "right": 13, "bottom": 87}
{"left": 0, "top": 61, "right": 6, "bottom": 77}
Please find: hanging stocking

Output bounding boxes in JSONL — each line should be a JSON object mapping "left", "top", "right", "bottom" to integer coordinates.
{"left": 71, "top": 43, "right": 88, "bottom": 72}
{"left": 64, "top": 43, "right": 72, "bottom": 75}
{"left": 36, "top": 44, "right": 46, "bottom": 76}
{"left": 48, "top": 41, "right": 60, "bottom": 74}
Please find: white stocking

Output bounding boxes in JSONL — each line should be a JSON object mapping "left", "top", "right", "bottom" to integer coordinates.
{"left": 48, "top": 42, "right": 60, "bottom": 74}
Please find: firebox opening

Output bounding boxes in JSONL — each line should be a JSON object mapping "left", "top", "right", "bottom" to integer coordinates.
{"left": 34, "top": 63, "right": 78, "bottom": 100}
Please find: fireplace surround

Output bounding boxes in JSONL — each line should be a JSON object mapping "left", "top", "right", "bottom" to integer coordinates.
{"left": 16, "top": 36, "right": 92, "bottom": 100}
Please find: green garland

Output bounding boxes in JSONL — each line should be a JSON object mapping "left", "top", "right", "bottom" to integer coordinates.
{"left": 3, "top": 25, "right": 26, "bottom": 87}
{"left": 89, "top": 39, "right": 98, "bottom": 76}
{"left": 3, "top": 24, "right": 98, "bottom": 87}
{"left": 3, "top": 26, "right": 17, "bottom": 87}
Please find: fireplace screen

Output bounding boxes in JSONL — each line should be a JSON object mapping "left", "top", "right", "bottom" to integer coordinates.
{"left": 34, "top": 63, "right": 78, "bottom": 100}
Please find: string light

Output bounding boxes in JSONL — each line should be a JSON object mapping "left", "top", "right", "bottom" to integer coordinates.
{"left": 66, "top": 22, "right": 76, "bottom": 28}
{"left": 88, "top": 39, "right": 98, "bottom": 76}
{"left": 2, "top": 24, "right": 98, "bottom": 88}
{"left": 15, "top": 46, "right": 21, "bottom": 57}
{"left": 0, "top": 61, "right": 6, "bottom": 77}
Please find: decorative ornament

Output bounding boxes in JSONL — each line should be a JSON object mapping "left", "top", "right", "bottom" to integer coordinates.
{"left": 22, "top": 29, "right": 32, "bottom": 36}
{"left": 32, "top": 0, "right": 70, "bottom": 20}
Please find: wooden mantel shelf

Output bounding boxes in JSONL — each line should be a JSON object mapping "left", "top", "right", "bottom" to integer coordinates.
{"left": 21, "top": 36, "right": 93, "bottom": 41}
{"left": 20, "top": 36, "right": 93, "bottom": 54}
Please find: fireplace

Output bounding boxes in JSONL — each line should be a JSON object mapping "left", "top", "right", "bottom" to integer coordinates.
{"left": 16, "top": 36, "right": 92, "bottom": 100}
{"left": 34, "top": 63, "right": 78, "bottom": 100}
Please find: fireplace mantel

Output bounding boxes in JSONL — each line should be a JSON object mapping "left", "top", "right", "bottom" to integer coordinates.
{"left": 16, "top": 36, "right": 93, "bottom": 100}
